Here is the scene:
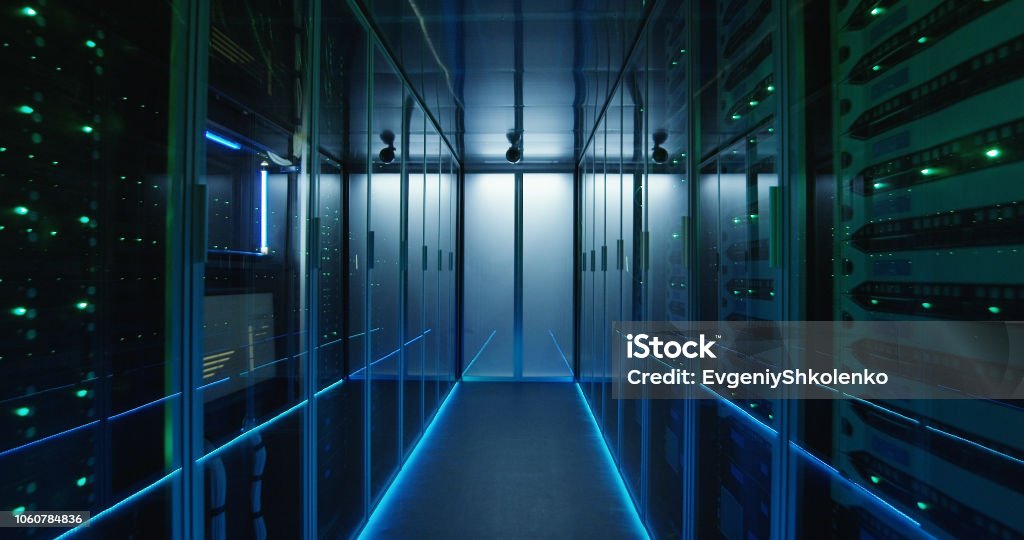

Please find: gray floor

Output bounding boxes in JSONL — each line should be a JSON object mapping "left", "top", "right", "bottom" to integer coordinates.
{"left": 358, "top": 382, "right": 647, "bottom": 539}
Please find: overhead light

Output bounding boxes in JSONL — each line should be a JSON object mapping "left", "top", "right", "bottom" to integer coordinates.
{"left": 259, "top": 161, "right": 269, "bottom": 254}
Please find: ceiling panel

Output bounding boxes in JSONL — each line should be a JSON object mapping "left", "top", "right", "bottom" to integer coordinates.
{"left": 362, "top": 0, "right": 648, "bottom": 168}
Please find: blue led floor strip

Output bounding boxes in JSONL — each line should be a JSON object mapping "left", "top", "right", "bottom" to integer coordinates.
{"left": 0, "top": 376, "right": 97, "bottom": 406}
{"left": 463, "top": 330, "right": 496, "bottom": 375}
{"left": 0, "top": 420, "right": 99, "bottom": 458}
{"left": 107, "top": 392, "right": 181, "bottom": 421}
{"left": 315, "top": 377, "right": 345, "bottom": 399}
{"left": 694, "top": 385, "right": 923, "bottom": 530}
{"left": 925, "top": 425, "right": 1024, "bottom": 466}
{"left": 788, "top": 442, "right": 923, "bottom": 529}
{"left": 549, "top": 330, "right": 573, "bottom": 376}
{"left": 349, "top": 348, "right": 401, "bottom": 379}
{"left": 348, "top": 327, "right": 382, "bottom": 340}
{"left": 358, "top": 382, "right": 462, "bottom": 539}
{"left": 196, "top": 400, "right": 307, "bottom": 465}
{"left": 204, "top": 130, "right": 241, "bottom": 150}
{"left": 698, "top": 384, "right": 778, "bottom": 436}
{"left": 574, "top": 383, "right": 650, "bottom": 539}
{"left": 197, "top": 376, "right": 230, "bottom": 391}
{"left": 55, "top": 468, "right": 181, "bottom": 539}
{"left": 404, "top": 328, "right": 431, "bottom": 347}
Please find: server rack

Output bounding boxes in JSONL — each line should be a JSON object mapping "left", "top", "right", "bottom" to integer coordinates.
{"left": 832, "top": 1, "right": 1024, "bottom": 538}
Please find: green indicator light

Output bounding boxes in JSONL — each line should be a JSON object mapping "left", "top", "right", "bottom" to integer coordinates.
{"left": 733, "top": 290, "right": 741, "bottom": 295}
{"left": 769, "top": 291, "right": 775, "bottom": 297}
{"left": 12, "top": 307, "right": 28, "bottom": 316}
{"left": 749, "top": 402, "right": 758, "bottom": 408}
{"left": 671, "top": 61, "right": 678, "bottom": 65}
{"left": 50, "top": 231, "right": 57, "bottom": 236}
{"left": 78, "top": 216, "right": 90, "bottom": 224}
{"left": 17, "top": 105, "right": 34, "bottom": 115}
{"left": 917, "top": 36, "right": 928, "bottom": 44}
{"left": 14, "top": 407, "right": 30, "bottom": 417}
{"left": 732, "top": 217, "right": 742, "bottom": 224}
{"left": 14, "top": 206, "right": 29, "bottom": 215}
{"left": 76, "top": 301, "right": 89, "bottom": 310}
{"left": 870, "top": 299, "right": 879, "bottom": 305}
{"left": 747, "top": 289, "right": 754, "bottom": 294}
{"left": 749, "top": 214, "right": 758, "bottom": 219}
{"left": 870, "top": 7, "right": 884, "bottom": 16}
{"left": 13, "top": 507, "right": 26, "bottom": 515}
{"left": 0, "top": 147, "right": 6, "bottom": 152}
{"left": 81, "top": 125, "right": 94, "bottom": 134}
{"left": 85, "top": 40, "right": 97, "bottom": 48}
{"left": 680, "top": 49, "right": 686, "bottom": 54}
{"left": 749, "top": 100, "right": 759, "bottom": 107}
{"left": 985, "top": 148, "right": 1001, "bottom": 158}
{"left": 731, "top": 113, "right": 741, "bottom": 120}
{"left": 767, "top": 414, "right": 774, "bottom": 420}
{"left": 988, "top": 306, "right": 1001, "bottom": 314}
{"left": 920, "top": 168, "right": 935, "bottom": 176}
{"left": 872, "top": 65, "right": 881, "bottom": 72}
{"left": 921, "top": 302, "right": 933, "bottom": 309}
{"left": 21, "top": 6, "right": 38, "bottom": 16}
{"left": 767, "top": 127, "right": 774, "bottom": 133}
{"left": 766, "top": 85, "right": 775, "bottom": 92}
{"left": 870, "top": 475, "right": 881, "bottom": 484}
{"left": 873, "top": 182, "right": 886, "bottom": 189}
{"left": 75, "top": 389, "right": 88, "bottom": 398}
{"left": 76, "top": 477, "right": 87, "bottom": 487}
{"left": 916, "top": 502, "right": 930, "bottom": 511}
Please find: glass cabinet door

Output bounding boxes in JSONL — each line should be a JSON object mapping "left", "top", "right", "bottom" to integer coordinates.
{"left": 368, "top": 46, "right": 402, "bottom": 504}
{"left": 402, "top": 105, "right": 426, "bottom": 460}
{"left": 199, "top": 0, "right": 310, "bottom": 537}
{"left": 420, "top": 132, "right": 441, "bottom": 424}
{"left": 462, "top": 174, "right": 515, "bottom": 379}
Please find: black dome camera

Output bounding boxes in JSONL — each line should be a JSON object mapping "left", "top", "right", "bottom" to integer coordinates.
{"left": 506, "top": 130, "right": 522, "bottom": 164}
{"left": 379, "top": 130, "right": 397, "bottom": 164}
{"left": 506, "top": 146, "right": 522, "bottom": 164}
{"left": 652, "top": 130, "right": 669, "bottom": 164}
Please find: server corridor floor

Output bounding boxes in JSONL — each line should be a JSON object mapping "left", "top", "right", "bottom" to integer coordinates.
{"left": 358, "top": 382, "right": 647, "bottom": 539}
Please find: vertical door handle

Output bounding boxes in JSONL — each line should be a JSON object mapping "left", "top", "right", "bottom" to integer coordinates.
{"left": 368, "top": 230, "right": 375, "bottom": 269}
{"left": 680, "top": 216, "right": 690, "bottom": 269}
{"left": 193, "top": 184, "right": 208, "bottom": 263}
{"left": 769, "top": 186, "right": 781, "bottom": 268}
{"left": 311, "top": 217, "right": 321, "bottom": 270}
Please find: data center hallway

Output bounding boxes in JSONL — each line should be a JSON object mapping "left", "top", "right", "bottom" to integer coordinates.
{"left": 359, "top": 382, "right": 646, "bottom": 539}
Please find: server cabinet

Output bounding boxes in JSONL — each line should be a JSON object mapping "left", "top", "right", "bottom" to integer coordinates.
{"left": 0, "top": 1, "right": 182, "bottom": 537}
{"left": 831, "top": 1, "right": 1024, "bottom": 537}
{"left": 693, "top": 0, "right": 785, "bottom": 537}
